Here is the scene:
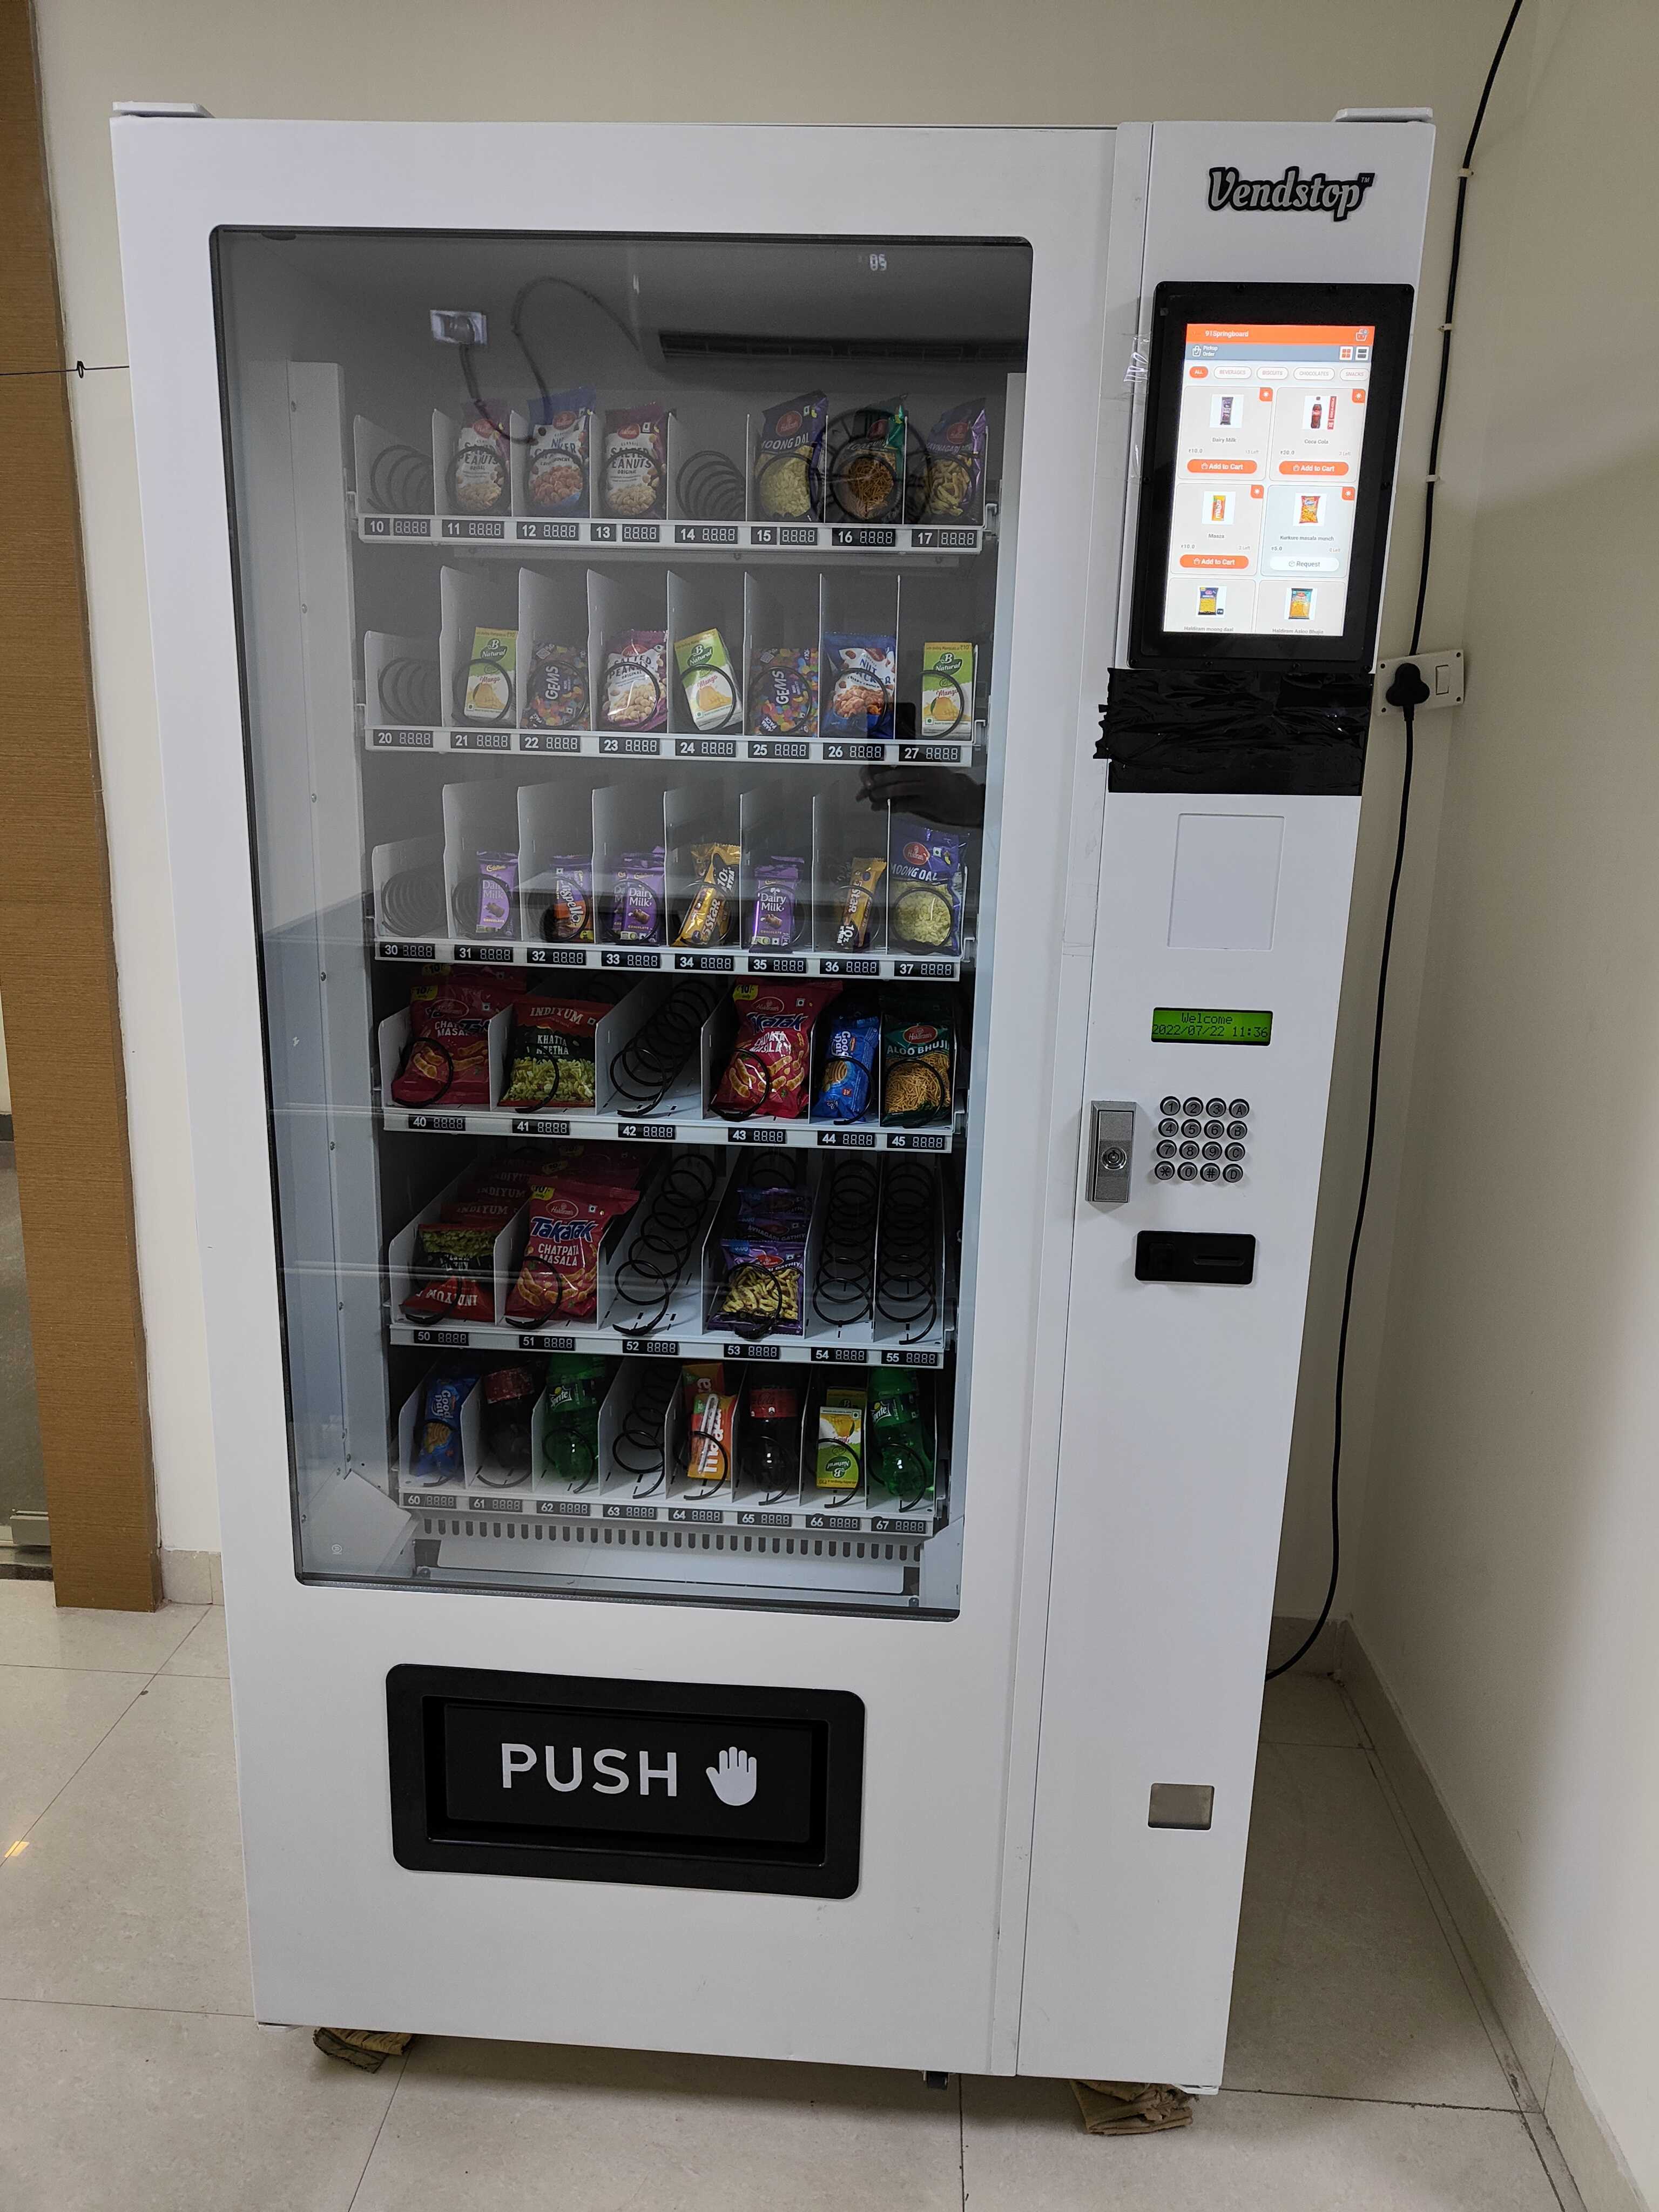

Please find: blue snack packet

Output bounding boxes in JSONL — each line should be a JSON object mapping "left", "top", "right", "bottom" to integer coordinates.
{"left": 822, "top": 634, "right": 896, "bottom": 738}
{"left": 813, "top": 1004, "right": 881, "bottom": 1123}
{"left": 411, "top": 1366, "right": 480, "bottom": 1481}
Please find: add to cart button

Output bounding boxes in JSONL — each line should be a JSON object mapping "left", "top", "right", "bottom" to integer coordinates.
{"left": 1186, "top": 458, "right": 1258, "bottom": 475}
{"left": 1179, "top": 554, "right": 1251, "bottom": 570}
{"left": 1278, "top": 460, "right": 1350, "bottom": 476}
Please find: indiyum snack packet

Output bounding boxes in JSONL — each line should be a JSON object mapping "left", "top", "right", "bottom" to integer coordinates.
{"left": 747, "top": 645, "right": 819, "bottom": 736}
{"left": 599, "top": 630, "right": 667, "bottom": 730}
{"left": 526, "top": 386, "right": 595, "bottom": 514}
{"left": 601, "top": 404, "right": 667, "bottom": 519}
{"left": 753, "top": 392, "right": 827, "bottom": 521}
{"left": 402, "top": 1226, "right": 497, "bottom": 1324}
{"left": 913, "top": 398, "right": 987, "bottom": 523}
{"left": 501, "top": 989, "right": 613, "bottom": 1110}
{"left": 673, "top": 628, "right": 739, "bottom": 732}
{"left": 822, "top": 634, "right": 896, "bottom": 738}
{"left": 888, "top": 817, "right": 967, "bottom": 955}
{"left": 449, "top": 417, "right": 509, "bottom": 514}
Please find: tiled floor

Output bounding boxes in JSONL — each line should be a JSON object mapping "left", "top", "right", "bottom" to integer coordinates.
{"left": 0, "top": 1585, "right": 1577, "bottom": 2211}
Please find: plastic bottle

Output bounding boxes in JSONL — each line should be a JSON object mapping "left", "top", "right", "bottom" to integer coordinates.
{"left": 741, "top": 1384, "right": 801, "bottom": 1499}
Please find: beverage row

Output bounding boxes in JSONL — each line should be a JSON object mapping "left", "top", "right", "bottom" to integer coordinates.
{"left": 358, "top": 391, "right": 988, "bottom": 528}
{"left": 382, "top": 969, "right": 960, "bottom": 1135}
{"left": 395, "top": 1352, "right": 941, "bottom": 1523}
{"left": 372, "top": 783, "right": 973, "bottom": 965}
{"left": 366, "top": 564, "right": 979, "bottom": 742}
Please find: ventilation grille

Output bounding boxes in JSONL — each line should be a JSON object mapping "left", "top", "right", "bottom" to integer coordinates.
{"left": 420, "top": 1515, "right": 923, "bottom": 1563}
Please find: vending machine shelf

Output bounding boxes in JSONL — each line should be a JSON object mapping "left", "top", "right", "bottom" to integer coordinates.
{"left": 373, "top": 937, "right": 966, "bottom": 983}
{"left": 358, "top": 514, "right": 987, "bottom": 559}
{"left": 379, "top": 1103, "right": 961, "bottom": 1152}
{"left": 363, "top": 724, "right": 976, "bottom": 768}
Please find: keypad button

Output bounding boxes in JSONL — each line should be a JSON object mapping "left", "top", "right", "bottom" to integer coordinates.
{"left": 1203, "top": 1118, "right": 1225, "bottom": 1138}
{"left": 1178, "top": 1141, "right": 1200, "bottom": 1160}
{"left": 1226, "top": 1121, "right": 1248, "bottom": 1140}
{"left": 1224, "top": 1143, "right": 1246, "bottom": 1162}
{"left": 1177, "top": 1162, "right": 1199, "bottom": 1181}
{"left": 1156, "top": 1140, "right": 1178, "bottom": 1160}
{"left": 1160, "top": 1095, "right": 1182, "bottom": 1115}
{"left": 1182, "top": 1096, "right": 1204, "bottom": 1115}
{"left": 1222, "top": 1164, "right": 1244, "bottom": 1184}
{"left": 1205, "top": 1097, "right": 1226, "bottom": 1116}
{"left": 1202, "top": 1142, "right": 1223, "bottom": 1161}
{"left": 1228, "top": 1098, "right": 1250, "bottom": 1117}
{"left": 1181, "top": 1118, "right": 1203, "bottom": 1137}
{"left": 1158, "top": 1117, "right": 1181, "bottom": 1137}
{"left": 1199, "top": 1163, "right": 1221, "bottom": 1183}
{"left": 1154, "top": 1161, "right": 1177, "bottom": 1181}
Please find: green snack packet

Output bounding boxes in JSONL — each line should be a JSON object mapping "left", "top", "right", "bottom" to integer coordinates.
{"left": 462, "top": 625, "right": 516, "bottom": 723}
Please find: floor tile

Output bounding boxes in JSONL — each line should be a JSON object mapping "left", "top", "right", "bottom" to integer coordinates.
{"left": 353, "top": 2036, "right": 964, "bottom": 2212}
{"left": 0, "top": 1663, "right": 149, "bottom": 1850}
{"left": 160, "top": 1604, "right": 229, "bottom": 1678}
{"left": 1224, "top": 1744, "right": 1514, "bottom": 2107}
{"left": 1259, "top": 1674, "right": 1360, "bottom": 1748}
{"left": 0, "top": 1578, "right": 204, "bottom": 1671}
{"left": 962, "top": 2076, "right": 1562, "bottom": 2209}
{"left": 0, "top": 1673, "right": 252, "bottom": 2015}
{"left": 0, "top": 2001, "right": 397, "bottom": 2212}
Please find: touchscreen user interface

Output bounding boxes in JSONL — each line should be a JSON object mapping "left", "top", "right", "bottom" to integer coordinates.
{"left": 1165, "top": 320, "right": 1376, "bottom": 638}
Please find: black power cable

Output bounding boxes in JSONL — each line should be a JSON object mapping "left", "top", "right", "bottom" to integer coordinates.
{"left": 1267, "top": 3, "right": 1526, "bottom": 1684}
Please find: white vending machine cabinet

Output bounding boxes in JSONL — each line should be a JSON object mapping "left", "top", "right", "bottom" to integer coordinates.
{"left": 114, "top": 115, "right": 1432, "bottom": 2083}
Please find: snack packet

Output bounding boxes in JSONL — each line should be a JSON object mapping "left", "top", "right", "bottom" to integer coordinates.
{"left": 410, "top": 1367, "right": 481, "bottom": 1481}
{"left": 712, "top": 981, "right": 842, "bottom": 1120}
{"left": 822, "top": 634, "right": 896, "bottom": 738}
{"left": 685, "top": 1377, "right": 737, "bottom": 1488}
{"left": 525, "top": 386, "right": 595, "bottom": 514}
{"left": 462, "top": 626, "right": 516, "bottom": 723}
{"left": 753, "top": 391, "right": 827, "bottom": 520}
{"left": 881, "top": 994, "right": 954, "bottom": 1127}
{"left": 481, "top": 1363, "right": 539, "bottom": 1481}
{"left": 390, "top": 970, "right": 520, "bottom": 1108}
{"left": 611, "top": 848, "right": 666, "bottom": 945}
{"left": 888, "top": 817, "right": 967, "bottom": 954}
{"left": 747, "top": 645, "right": 819, "bottom": 736}
{"left": 505, "top": 1183, "right": 639, "bottom": 1325}
{"left": 601, "top": 404, "right": 667, "bottom": 519}
{"left": 449, "top": 417, "right": 509, "bottom": 514}
{"left": 548, "top": 855, "right": 594, "bottom": 943}
{"left": 675, "top": 842, "right": 741, "bottom": 948}
{"left": 501, "top": 989, "right": 613, "bottom": 1109}
{"left": 748, "top": 858, "right": 803, "bottom": 950}
{"left": 813, "top": 1002, "right": 880, "bottom": 1123}
{"left": 523, "top": 642, "right": 589, "bottom": 731}
{"left": 402, "top": 1225, "right": 497, "bottom": 1324}
{"left": 913, "top": 398, "right": 987, "bottom": 523}
{"left": 599, "top": 630, "right": 667, "bottom": 730}
{"left": 815, "top": 1387, "right": 866, "bottom": 1494}
{"left": 674, "top": 629, "right": 739, "bottom": 732}
{"left": 827, "top": 402, "right": 906, "bottom": 524}
{"left": 717, "top": 1239, "right": 806, "bottom": 1338}
{"left": 920, "top": 642, "right": 975, "bottom": 738}
{"left": 834, "top": 857, "right": 887, "bottom": 950}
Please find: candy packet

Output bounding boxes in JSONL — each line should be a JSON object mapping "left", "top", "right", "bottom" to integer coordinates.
{"left": 675, "top": 842, "right": 741, "bottom": 948}
{"left": 599, "top": 630, "right": 667, "bottom": 730}
{"left": 752, "top": 391, "right": 827, "bottom": 521}
{"left": 449, "top": 417, "right": 509, "bottom": 514}
{"left": 674, "top": 628, "right": 740, "bottom": 732}
{"left": 713, "top": 981, "right": 842, "bottom": 1120}
{"left": 547, "top": 855, "right": 594, "bottom": 943}
{"left": 822, "top": 634, "right": 896, "bottom": 738}
{"left": 913, "top": 398, "right": 987, "bottom": 523}
{"left": 881, "top": 994, "right": 954, "bottom": 1127}
{"left": 748, "top": 857, "right": 803, "bottom": 949}
{"left": 466, "top": 851, "right": 518, "bottom": 938}
{"left": 827, "top": 402, "right": 906, "bottom": 524}
{"left": 813, "top": 1001, "right": 881, "bottom": 1123}
{"left": 410, "top": 1367, "right": 481, "bottom": 1481}
{"left": 610, "top": 848, "right": 666, "bottom": 945}
{"left": 601, "top": 404, "right": 667, "bottom": 519}
{"left": 747, "top": 645, "right": 819, "bottom": 736}
{"left": 888, "top": 817, "right": 967, "bottom": 954}
{"left": 523, "top": 642, "right": 588, "bottom": 730}
{"left": 835, "top": 857, "right": 887, "bottom": 950}
{"left": 525, "top": 386, "right": 595, "bottom": 514}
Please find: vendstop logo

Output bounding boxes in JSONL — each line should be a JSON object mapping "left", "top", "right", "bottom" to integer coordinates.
{"left": 1208, "top": 164, "right": 1375, "bottom": 222}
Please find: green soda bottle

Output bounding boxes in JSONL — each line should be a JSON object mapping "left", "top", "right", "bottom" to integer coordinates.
{"left": 540, "top": 1354, "right": 610, "bottom": 1487}
{"left": 869, "top": 1371, "right": 935, "bottom": 1503}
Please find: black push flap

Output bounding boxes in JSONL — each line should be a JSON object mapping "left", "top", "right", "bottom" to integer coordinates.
{"left": 1135, "top": 1230, "right": 1256, "bottom": 1285}
{"left": 387, "top": 1665, "right": 864, "bottom": 1898}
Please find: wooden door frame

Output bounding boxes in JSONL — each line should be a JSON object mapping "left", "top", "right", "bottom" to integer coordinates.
{"left": 0, "top": 0, "right": 161, "bottom": 1608}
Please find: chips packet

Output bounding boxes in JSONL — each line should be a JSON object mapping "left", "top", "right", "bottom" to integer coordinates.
{"left": 813, "top": 1002, "right": 881, "bottom": 1123}
{"left": 888, "top": 817, "right": 967, "bottom": 954}
{"left": 501, "top": 989, "right": 614, "bottom": 1109}
{"left": 462, "top": 626, "right": 516, "bottom": 723}
{"left": 822, "top": 634, "right": 896, "bottom": 738}
{"left": 834, "top": 857, "right": 887, "bottom": 950}
{"left": 391, "top": 970, "right": 520, "bottom": 1108}
{"left": 752, "top": 391, "right": 827, "bottom": 521}
{"left": 920, "top": 642, "right": 975, "bottom": 738}
{"left": 827, "top": 402, "right": 906, "bottom": 524}
{"left": 611, "top": 847, "right": 666, "bottom": 944}
{"left": 748, "top": 858, "right": 803, "bottom": 949}
{"left": 747, "top": 645, "right": 819, "bottom": 736}
{"left": 674, "top": 629, "right": 740, "bottom": 732}
{"left": 410, "top": 1367, "right": 481, "bottom": 1481}
{"left": 717, "top": 1239, "right": 806, "bottom": 1339}
{"left": 712, "top": 981, "right": 842, "bottom": 1120}
{"left": 525, "top": 386, "right": 595, "bottom": 514}
{"left": 881, "top": 994, "right": 955, "bottom": 1127}
{"left": 913, "top": 398, "right": 988, "bottom": 523}
{"left": 402, "top": 1225, "right": 498, "bottom": 1324}
{"left": 523, "top": 642, "right": 589, "bottom": 731}
{"left": 601, "top": 404, "right": 667, "bottom": 518}
{"left": 505, "top": 1184, "right": 639, "bottom": 1326}
{"left": 449, "top": 417, "right": 509, "bottom": 514}
{"left": 599, "top": 630, "right": 667, "bottom": 730}
{"left": 675, "top": 842, "right": 741, "bottom": 947}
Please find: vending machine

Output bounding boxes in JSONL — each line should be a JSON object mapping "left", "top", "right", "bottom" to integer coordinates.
{"left": 113, "top": 114, "right": 1432, "bottom": 2085}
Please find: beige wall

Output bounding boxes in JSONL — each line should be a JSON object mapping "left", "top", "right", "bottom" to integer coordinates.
{"left": 31, "top": 1, "right": 1509, "bottom": 1572}
{"left": 1357, "top": 1, "right": 1659, "bottom": 2202}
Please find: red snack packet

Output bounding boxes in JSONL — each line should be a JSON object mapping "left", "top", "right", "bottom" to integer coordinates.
{"left": 505, "top": 1186, "right": 638, "bottom": 1325}
{"left": 390, "top": 970, "right": 521, "bottom": 1109}
{"left": 401, "top": 1224, "right": 497, "bottom": 1323}
{"left": 712, "top": 982, "right": 842, "bottom": 1120}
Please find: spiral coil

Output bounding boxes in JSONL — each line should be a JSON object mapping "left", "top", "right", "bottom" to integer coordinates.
{"left": 611, "top": 1361, "right": 679, "bottom": 1500}
{"left": 606, "top": 977, "right": 724, "bottom": 1112}
{"left": 610, "top": 1150, "right": 719, "bottom": 1334}
{"left": 811, "top": 1155, "right": 879, "bottom": 1327}
{"left": 377, "top": 862, "right": 449, "bottom": 939}
{"left": 366, "top": 441, "right": 434, "bottom": 516}
{"left": 875, "top": 1158, "right": 940, "bottom": 1345}
{"left": 376, "top": 656, "right": 442, "bottom": 727}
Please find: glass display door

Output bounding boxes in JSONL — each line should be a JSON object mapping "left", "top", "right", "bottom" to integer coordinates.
{"left": 215, "top": 227, "right": 1031, "bottom": 1616}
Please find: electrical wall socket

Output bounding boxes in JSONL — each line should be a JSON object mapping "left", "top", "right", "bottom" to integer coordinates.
{"left": 1375, "top": 647, "right": 1465, "bottom": 714}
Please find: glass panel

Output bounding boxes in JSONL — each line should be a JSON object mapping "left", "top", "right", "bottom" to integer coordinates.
{"left": 214, "top": 227, "right": 1031, "bottom": 1616}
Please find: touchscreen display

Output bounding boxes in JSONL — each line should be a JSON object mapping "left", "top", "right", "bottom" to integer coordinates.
{"left": 1163, "top": 321, "right": 1378, "bottom": 639}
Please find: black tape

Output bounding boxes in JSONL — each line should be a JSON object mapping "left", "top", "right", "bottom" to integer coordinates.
{"left": 1096, "top": 667, "right": 1373, "bottom": 796}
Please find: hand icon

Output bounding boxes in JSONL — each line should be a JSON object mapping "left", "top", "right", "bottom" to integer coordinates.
{"left": 706, "top": 1745, "right": 758, "bottom": 1808}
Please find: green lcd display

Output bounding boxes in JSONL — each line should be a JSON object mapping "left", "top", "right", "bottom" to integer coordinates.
{"left": 1151, "top": 1007, "right": 1273, "bottom": 1047}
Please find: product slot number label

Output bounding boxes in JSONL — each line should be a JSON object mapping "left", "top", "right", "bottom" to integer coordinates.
{"left": 528, "top": 946, "right": 588, "bottom": 965}
{"left": 815, "top": 1129, "right": 876, "bottom": 1148}
{"left": 738, "top": 1510, "right": 791, "bottom": 1528}
{"left": 811, "top": 1346, "right": 868, "bottom": 1364}
{"left": 406, "top": 1113, "right": 466, "bottom": 1133}
{"left": 818, "top": 958, "right": 877, "bottom": 977}
{"left": 518, "top": 1333, "right": 576, "bottom": 1352}
{"left": 831, "top": 526, "right": 896, "bottom": 549}
{"left": 871, "top": 1516, "right": 929, "bottom": 1535}
{"left": 820, "top": 742, "right": 886, "bottom": 763}
{"left": 450, "top": 730, "right": 512, "bottom": 751}
{"left": 746, "top": 955, "right": 807, "bottom": 975}
{"left": 537, "top": 1500, "right": 591, "bottom": 1517}
{"left": 602, "top": 950, "right": 664, "bottom": 969}
{"left": 898, "top": 745, "right": 964, "bottom": 764}
{"left": 669, "top": 1506, "right": 725, "bottom": 1523}
{"left": 370, "top": 727, "right": 434, "bottom": 750}
{"left": 673, "top": 952, "right": 733, "bottom": 970}
{"left": 805, "top": 1513, "right": 861, "bottom": 1531}
{"left": 674, "top": 738, "right": 738, "bottom": 758}
{"left": 604, "top": 1503, "right": 658, "bottom": 1520}
{"left": 886, "top": 1132, "right": 947, "bottom": 1151}
{"left": 727, "top": 1125, "right": 786, "bottom": 1144}
{"left": 749, "top": 524, "right": 820, "bottom": 548}
{"left": 909, "top": 527, "right": 980, "bottom": 551}
{"left": 724, "top": 1342, "right": 780, "bottom": 1361}
{"left": 617, "top": 1121, "right": 676, "bottom": 1141}
{"left": 516, "top": 520, "right": 579, "bottom": 542}
{"left": 441, "top": 517, "right": 505, "bottom": 538}
{"left": 518, "top": 731, "right": 581, "bottom": 753}
{"left": 453, "top": 943, "right": 513, "bottom": 964}
{"left": 414, "top": 1329, "right": 469, "bottom": 1347}
{"left": 376, "top": 940, "right": 436, "bottom": 962}
{"left": 745, "top": 740, "right": 810, "bottom": 761}
{"left": 599, "top": 736, "right": 662, "bottom": 756}
{"left": 893, "top": 960, "right": 956, "bottom": 980}
{"left": 511, "top": 1117, "right": 572, "bottom": 1137}
{"left": 468, "top": 1495, "right": 523, "bottom": 1513}
{"left": 881, "top": 1348, "right": 941, "bottom": 1367}
{"left": 362, "top": 516, "right": 432, "bottom": 540}
{"left": 673, "top": 524, "right": 740, "bottom": 546}
{"left": 415, "top": 1494, "right": 459, "bottom": 1510}
{"left": 622, "top": 1337, "right": 679, "bottom": 1357}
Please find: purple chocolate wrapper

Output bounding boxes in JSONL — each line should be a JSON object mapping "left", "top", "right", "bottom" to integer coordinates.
{"left": 748, "top": 858, "right": 802, "bottom": 949}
